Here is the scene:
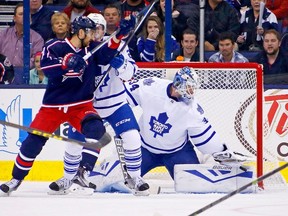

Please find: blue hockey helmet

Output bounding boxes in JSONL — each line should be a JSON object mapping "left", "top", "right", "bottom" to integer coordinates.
{"left": 173, "top": 66, "right": 198, "bottom": 104}
{"left": 71, "top": 16, "right": 96, "bottom": 34}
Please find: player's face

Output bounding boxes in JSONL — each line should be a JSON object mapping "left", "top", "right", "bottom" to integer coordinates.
{"left": 147, "top": 21, "right": 159, "bottom": 34}
{"left": 104, "top": 8, "right": 121, "bottom": 27}
{"left": 83, "top": 29, "right": 96, "bottom": 45}
{"left": 219, "top": 39, "right": 234, "bottom": 58}
{"left": 94, "top": 25, "right": 105, "bottom": 41}
{"left": 263, "top": 33, "right": 280, "bottom": 55}
{"left": 181, "top": 34, "right": 198, "bottom": 56}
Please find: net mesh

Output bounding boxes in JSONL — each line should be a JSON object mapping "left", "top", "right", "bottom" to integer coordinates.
{"left": 133, "top": 63, "right": 287, "bottom": 191}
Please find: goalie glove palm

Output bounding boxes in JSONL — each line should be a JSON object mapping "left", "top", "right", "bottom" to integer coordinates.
{"left": 212, "top": 144, "right": 247, "bottom": 166}
{"left": 62, "top": 53, "right": 87, "bottom": 73}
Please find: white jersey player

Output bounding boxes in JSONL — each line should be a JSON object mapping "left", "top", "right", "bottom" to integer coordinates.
{"left": 49, "top": 14, "right": 150, "bottom": 196}
{"left": 125, "top": 67, "right": 246, "bottom": 179}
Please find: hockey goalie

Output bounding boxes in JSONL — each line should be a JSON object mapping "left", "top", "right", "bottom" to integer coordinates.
{"left": 89, "top": 66, "right": 255, "bottom": 194}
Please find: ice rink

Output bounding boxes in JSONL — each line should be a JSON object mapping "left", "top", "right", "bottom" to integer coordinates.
{"left": 0, "top": 181, "right": 287, "bottom": 216}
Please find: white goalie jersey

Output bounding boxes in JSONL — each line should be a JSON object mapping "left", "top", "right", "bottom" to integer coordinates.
{"left": 124, "top": 77, "right": 224, "bottom": 155}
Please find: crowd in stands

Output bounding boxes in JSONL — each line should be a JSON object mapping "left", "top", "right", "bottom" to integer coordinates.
{"left": 0, "top": 0, "right": 287, "bottom": 85}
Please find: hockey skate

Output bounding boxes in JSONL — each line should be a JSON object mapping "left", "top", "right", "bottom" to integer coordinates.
{"left": 48, "top": 167, "right": 96, "bottom": 195}
{"left": 48, "top": 177, "right": 73, "bottom": 195}
{"left": 125, "top": 176, "right": 150, "bottom": 196}
{"left": 72, "top": 166, "right": 96, "bottom": 190}
{"left": 0, "top": 178, "right": 22, "bottom": 196}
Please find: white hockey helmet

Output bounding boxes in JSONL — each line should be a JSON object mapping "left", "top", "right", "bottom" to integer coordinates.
{"left": 87, "top": 13, "right": 107, "bottom": 33}
{"left": 173, "top": 66, "right": 199, "bottom": 104}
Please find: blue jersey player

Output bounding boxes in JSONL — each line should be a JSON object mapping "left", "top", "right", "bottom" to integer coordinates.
{"left": 0, "top": 15, "right": 135, "bottom": 196}
{"left": 48, "top": 14, "right": 150, "bottom": 196}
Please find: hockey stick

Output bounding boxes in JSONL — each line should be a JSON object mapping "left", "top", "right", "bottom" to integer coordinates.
{"left": 95, "top": 0, "right": 159, "bottom": 90}
{"left": 188, "top": 162, "right": 288, "bottom": 216}
{"left": 0, "top": 119, "right": 110, "bottom": 150}
{"left": 114, "top": 136, "right": 131, "bottom": 183}
{"left": 83, "top": 30, "right": 119, "bottom": 61}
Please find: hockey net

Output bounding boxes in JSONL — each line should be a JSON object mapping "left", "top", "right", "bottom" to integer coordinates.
{"left": 94, "top": 62, "right": 287, "bottom": 192}
{"left": 131, "top": 62, "right": 287, "bottom": 191}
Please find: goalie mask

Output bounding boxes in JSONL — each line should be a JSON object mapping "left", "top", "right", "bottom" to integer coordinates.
{"left": 173, "top": 67, "right": 198, "bottom": 104}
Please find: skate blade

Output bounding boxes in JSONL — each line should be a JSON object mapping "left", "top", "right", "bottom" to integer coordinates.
{"left": 0, "top": 190, "right": 10, "bottom": 197}
{"left": 69, "top": 184, "right": 94, "bottom": 195}
{"left": 47, "top": 189, "right": 71, "bottom": 195}
{"left": 132, "top": 189, "right": 150, "bottom": 196}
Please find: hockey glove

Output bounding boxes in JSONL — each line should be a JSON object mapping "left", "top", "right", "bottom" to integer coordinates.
{"left": 212, "top": 144, "right": 248, "bottom": 169}
{"left": 110, "top": 54, "right": 128, "bottom": 76}
{"left": 116, "top": 16, "right": 136, "bottom": 40}
{"left": 62, "top": 53, "right": 87, "bottom": 73}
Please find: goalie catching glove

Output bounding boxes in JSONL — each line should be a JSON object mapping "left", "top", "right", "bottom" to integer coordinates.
{"left": 212, "top": 144, "right": 248, "bottom": 167}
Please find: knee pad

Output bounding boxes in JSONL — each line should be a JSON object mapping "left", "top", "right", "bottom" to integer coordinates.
{"left": 120, "top": 129, "right": 141, "bottom": 150}
{"left": 20, "top": 134, "right": 48, "bottom": 158}
{"left": 81, "top": 114, "right": 105, "bottom": 140}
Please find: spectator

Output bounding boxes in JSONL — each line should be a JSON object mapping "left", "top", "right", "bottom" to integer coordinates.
{"left": 253, "top": 29, "right": 288, "bottom": 84}
{"left": 187, "top": 0, "right": 240, "bottom": 51}
{"left": 120, "top": 0, "right": 149, "bottom": 18}
{"left": 153, "top": 0, "right": 190, "bottom": 42}
{"left": 236, "top": 0, "right": 278, "bottom": 51}
{"left": 266, "top": 0, "right": 288, "bottom": 33}
{"left": 103, "top": 4, "right": 121, "bottom": 36}
{"left": 63, "top": 0, "right": 101, "bottom": 22}
{"left": 137, "top": 16, "right": 179, "bottom": 62}
{"left": 30, "top": 0, "right": 55, "bottom": 42}
{"left": 265, "top": 0, "right": 287, "bottom": 20}
{"left": 172, "top": 28, "right": 199, "bottom": 62}
{"left": 209, "top": 31, "right": 249, "bottom": 62}
{"left": 29, "top": 52, "right": 48, "bottom": 85}
{"left": 51, "top": 12, "right": 70, "bottom": 40}
{"left": 0, "top": 3, "right": 44, "bottom": 69}
{"left": 281, "top": 32, "right": 288, "bottom": 58}
{"left": 103, "top": 3, "right": 140, "bottom": 61}
{"left": 0, "top": 54, "right": 14, "bottom": 84}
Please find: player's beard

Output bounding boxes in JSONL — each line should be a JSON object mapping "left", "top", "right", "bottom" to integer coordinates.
{"left": 71, "top": 0, "right": 88, "bottom": 10}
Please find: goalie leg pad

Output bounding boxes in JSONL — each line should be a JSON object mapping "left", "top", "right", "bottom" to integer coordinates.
{"left": 174, "top": 164, "right": 256, "bottom": 193}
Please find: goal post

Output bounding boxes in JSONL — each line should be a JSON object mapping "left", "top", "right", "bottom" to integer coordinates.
{"left": 134, "top": 62, "right": 266, "bottom": 187}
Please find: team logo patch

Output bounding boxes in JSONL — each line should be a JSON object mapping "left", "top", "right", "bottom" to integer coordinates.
{"left": 149, "top": 112, "right": 172, "bottom": 138}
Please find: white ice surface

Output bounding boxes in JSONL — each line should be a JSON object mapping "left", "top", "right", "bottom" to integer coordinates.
{"left": 0, "top": 181, "right": 287, "bottom": 216}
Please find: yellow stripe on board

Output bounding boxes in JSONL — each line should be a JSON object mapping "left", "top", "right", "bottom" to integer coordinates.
{"left": 0, "top": 161, "right": 287, "bottom": 183}
{"left": 0, "top": 161, "right": 64, "bottom": 181}
{"left": 279, "top": 162, "right": 288, "bottom": 182}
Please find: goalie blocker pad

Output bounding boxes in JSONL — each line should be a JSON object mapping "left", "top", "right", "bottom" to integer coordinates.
{"left": 174, "top": 164, "right": 256, "bottom": 193}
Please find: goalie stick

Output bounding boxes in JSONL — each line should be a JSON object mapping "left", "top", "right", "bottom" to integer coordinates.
{"left": 188, "top": 162, "right": 288, "bottom": 216}
{"left": 114, "top": 136, "right": 131, "bottom": 184}
{"left": 95, "top": 0, "right": 159, "bottom": 91}
{"left": 0, "top": 119, "right": 110, "bottom": 150}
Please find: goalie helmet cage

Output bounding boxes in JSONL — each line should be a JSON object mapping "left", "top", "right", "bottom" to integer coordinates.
{"left": 133, "top": 62, "right": 283, "bottom": 190}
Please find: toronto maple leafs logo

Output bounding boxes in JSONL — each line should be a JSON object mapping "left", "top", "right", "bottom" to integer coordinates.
{"left": 0, "top": 95, "right": 22, "bottom": 154}
{"left": 149, "top": 112, "right": 172, "bottom": 138}
{"left": 143, "top": 77, "right": 155, "bottom": 86}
